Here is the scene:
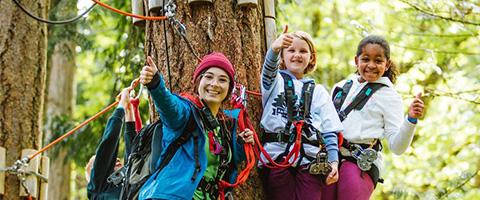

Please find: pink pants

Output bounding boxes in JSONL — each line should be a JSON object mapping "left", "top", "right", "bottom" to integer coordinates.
{"left": 323, "top": 161, "right": 375, "bottom": 200}
{"left": 263, "top": 166, "right": 335, "bottom": 200}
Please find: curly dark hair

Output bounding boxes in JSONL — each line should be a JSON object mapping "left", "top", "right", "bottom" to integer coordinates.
{"left": 356, "top": 35, "right": 398, "bottom": 83}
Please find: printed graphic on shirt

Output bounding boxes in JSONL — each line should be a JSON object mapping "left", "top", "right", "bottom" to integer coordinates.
{"left": 271, "top": 92, "right": 288, "bottom": 120}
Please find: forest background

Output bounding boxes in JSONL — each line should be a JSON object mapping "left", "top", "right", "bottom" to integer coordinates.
{"left": 3, "top": 0, "right": 480, "bottom": 199}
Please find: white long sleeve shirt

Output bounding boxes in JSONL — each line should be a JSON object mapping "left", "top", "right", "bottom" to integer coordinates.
{"left": 333, "top": 74, "right": 417, "bottom": 175}
{"left": 260, "top": 49, "right": 344, "bottom": 166}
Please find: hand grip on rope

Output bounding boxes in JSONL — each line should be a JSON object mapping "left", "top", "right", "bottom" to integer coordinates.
{"left": 28, "top": 78, "right": 141, "bottom": 161}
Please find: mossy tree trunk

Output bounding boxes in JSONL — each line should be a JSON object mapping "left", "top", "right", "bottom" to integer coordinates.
{"left": 0, "top": 0, "right": 49, "bottom": 199}
{"left": 145, "top": 1, "right": 267, "bottom": 199}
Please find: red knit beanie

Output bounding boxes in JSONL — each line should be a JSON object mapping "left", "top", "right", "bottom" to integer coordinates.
{"left": 193, "top": 52, "right": 235, "bottom": 93}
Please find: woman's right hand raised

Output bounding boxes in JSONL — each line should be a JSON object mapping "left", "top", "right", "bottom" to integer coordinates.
{"left": 271, "top": 25, "right": 293, "bottom": 53}
{"left": 140, "top": 56, "right": 158, "bottom": 85}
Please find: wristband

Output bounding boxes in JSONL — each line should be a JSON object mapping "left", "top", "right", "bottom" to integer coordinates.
{"left": 407, "top": 116, "right": 418, "bottom": 124}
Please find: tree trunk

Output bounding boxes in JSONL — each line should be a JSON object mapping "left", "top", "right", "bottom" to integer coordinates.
{"left": 145, "top": 1, "right": 267, "bottom": 199}
{"left": 45, "top": 41, "right": 75, "bottom": 200}
{"left": 43, "top": 0, "right": 77, "bottom": 198}
{"left": 0, "top": 0, "right": 48, "bottom": 199}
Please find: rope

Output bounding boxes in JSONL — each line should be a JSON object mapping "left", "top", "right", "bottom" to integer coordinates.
{"left": 12, "top": 0, "right": 96, "bottom": 25}
{"left": 28, "top": 79, "right": 141, "bottom": 160}
{"left": 230, "top": 85, "right": 302, "bottom": 169}
{"left": 162, "top": 0, "right": 173, "bottom": 91}
{"left": 91, "top": 0, "right": 167, "bottom": 20}
{"left": 169, "top": 18, "right": 202, "bottom": 62}
{"left": 217, "top": 109, "right": 256, "bottom": 200}
{"left": 246, "top": 90, "right": 261, "bottom": 97}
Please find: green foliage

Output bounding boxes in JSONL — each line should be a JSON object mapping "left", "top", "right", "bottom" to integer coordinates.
{"left": 72, "top": 0, "right": 146, "bottom": 167}
{"left": 45, "top": 1, "right": 148, "bottom": 197}
{"left": 277, "top": 0, "right": 480, "bottom": 199}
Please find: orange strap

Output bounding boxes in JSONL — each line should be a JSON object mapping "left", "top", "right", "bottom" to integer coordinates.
{"left": 91, "top": 0, "right": 167, "bottom": 20}
{"left": 245, "top": 90, "right": 261, "bottom": 97}
{"left": 28, "top": 79, "right": 140, "bottom": 160}
{"left": 217, "top": 109, "right": 256, "bottom": 200}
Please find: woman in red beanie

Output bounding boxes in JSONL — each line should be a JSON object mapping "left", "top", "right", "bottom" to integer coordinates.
{"left": 138, "top": 53, "right": 254, "bottom": 200}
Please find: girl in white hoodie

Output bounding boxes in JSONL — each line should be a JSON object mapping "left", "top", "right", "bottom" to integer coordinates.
{"left": 327, "top": 35, "right": 424, "bottom": 200}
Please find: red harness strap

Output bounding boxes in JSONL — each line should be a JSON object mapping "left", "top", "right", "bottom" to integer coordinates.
{"left": 130, "top": 97, "right": 143, "bottom": 133}
{"left": 217, "top": 108, "right": 256, "bottom": 200}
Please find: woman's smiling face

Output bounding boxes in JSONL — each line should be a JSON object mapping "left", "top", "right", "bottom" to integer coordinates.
{"left": 197, "top": 67, "right": 230, "bottom": 106}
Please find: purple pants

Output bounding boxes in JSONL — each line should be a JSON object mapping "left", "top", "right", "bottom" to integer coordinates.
{"left": 323, "top": 161, "right": 374, "bottom": 200}
{"left": 262, "top": 166, "right": 335, "bottom": 200}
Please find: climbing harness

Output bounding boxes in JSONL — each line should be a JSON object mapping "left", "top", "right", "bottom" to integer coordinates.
{"left": 332, "top": 80, "right": 386, "bottom": 122}
{"left": 307, "top": 139, "right": 331, "bottom": 176}
{"left": 332, "top": 80, "right": 387, "bottom": 185}
{"left": 215, "top": 85, "right": 256, "bottom": 200}
{"left": 259, "top": 72, "right": 318, "bottom": 168}
{"left": 196, "top": 100, "right": 234, "bottom": 199}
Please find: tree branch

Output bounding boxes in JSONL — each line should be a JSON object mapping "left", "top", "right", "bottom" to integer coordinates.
{"left": 392, "top": 44, "right": 480, "bottom": 55}
{"left": 401, "top": 32, "right": 478, "bottom": 38}
{"left": 399, "top": 0, "right": 480, "bottom": 26}
{"left": 437, "top": 168, "right": 480, "bottom": 199}
{"left": 401, "top": 88, "right": 480, "bottom": 105}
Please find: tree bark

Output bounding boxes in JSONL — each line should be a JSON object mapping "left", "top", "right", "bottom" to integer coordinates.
{"left": 0, "top": 0, "right": 48, "bottom": 199}
{"left": 145, "top": 1, "right": 266, "bottom": 199}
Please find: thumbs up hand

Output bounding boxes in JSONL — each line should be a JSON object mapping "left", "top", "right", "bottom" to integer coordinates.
{"left": 271, "top": 25, "right": 293, "bottom": 53}
{"left": 408, "top": 92, "right": 424, "bottom": 119}
{"left": 140, "top": 56, "right": 159, "bottom": 85}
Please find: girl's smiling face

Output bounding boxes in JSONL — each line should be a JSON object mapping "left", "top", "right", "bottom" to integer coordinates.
{"left": 282, "top": 37, "right": 312, "bottom": 79}
{"left": 355, "top": 43, "right": 390, "bottom": 82}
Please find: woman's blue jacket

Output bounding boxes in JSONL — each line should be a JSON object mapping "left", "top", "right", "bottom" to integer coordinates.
{"left": 138, "top": 73, "right": 245, "bottom": 200}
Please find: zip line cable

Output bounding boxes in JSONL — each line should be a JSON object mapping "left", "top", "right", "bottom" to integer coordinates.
{"left": 12, "top": 0, "right": 96, "bottom": 25}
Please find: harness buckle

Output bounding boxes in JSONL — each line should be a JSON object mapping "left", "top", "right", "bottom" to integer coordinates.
{"left": 308, "top": 151, "right": 331, "bottom": 175}
{"left": 288, "top": 132, "right": 295, "bottom": 143}
{"left": 204, "top": 182, "right": 212, "bottom": 192}
{"left": 277, "top": 130, "right": 284, "bottom": 142}
{"left": 351, "top": 144, "right": 378, "bottom": 171}
{"left": 338, "top": 110, "right": 347, "bottom": 121}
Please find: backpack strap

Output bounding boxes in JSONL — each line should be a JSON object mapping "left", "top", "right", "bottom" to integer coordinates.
{"left": 336, "top": 82, "right": 386, "bottom": 121}
{"left": 154, "top": 107, "right": 198, "bottom": 178}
